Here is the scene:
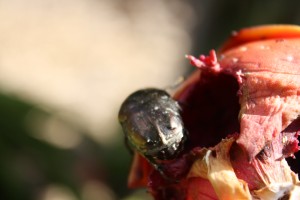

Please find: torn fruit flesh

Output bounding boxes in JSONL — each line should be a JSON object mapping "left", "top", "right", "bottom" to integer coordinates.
{"left": 128, "top": 25, "right": 300, "bottom": 200}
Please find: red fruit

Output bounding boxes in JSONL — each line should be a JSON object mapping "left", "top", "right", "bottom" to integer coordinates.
{"left": 128, "top": 25, "right": 300, "bottom": 199}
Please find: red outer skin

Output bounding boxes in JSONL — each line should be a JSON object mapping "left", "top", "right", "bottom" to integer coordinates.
{"left": 127, "top": 24, "right": 300, "bottom": 199}
{"left": 220, "top": 24, "right": 300, "bottom": 53}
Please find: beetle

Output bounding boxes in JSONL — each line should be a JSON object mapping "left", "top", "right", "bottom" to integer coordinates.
{"left": 118, "top": 88, "right": 187, "bottom": 176}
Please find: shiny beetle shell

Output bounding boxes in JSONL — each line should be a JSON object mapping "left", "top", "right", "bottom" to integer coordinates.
{"left": 118, "top": 88, "right": 187, "bottom": 161}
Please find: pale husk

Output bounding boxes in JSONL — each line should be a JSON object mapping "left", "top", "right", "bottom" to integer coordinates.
{"left": 188, "top": 137, "right": 299, "bottom": 200}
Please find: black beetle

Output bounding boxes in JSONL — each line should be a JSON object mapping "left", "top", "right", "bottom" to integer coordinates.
{"left": 118, "top": 88, "right": 187, "bottom": 175}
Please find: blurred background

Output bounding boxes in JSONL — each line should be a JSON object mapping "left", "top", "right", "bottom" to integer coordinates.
{"left": 1, "top": 0, "right": 300, "bottom": 199}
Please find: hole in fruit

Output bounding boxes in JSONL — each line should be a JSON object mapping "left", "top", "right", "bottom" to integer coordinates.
{"left": 177, "top": 72, "right": 240, "bottom": 151}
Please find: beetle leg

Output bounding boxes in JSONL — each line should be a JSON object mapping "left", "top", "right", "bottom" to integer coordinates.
{"left": 145, "top": 155, "right": 179, "bottom": 183}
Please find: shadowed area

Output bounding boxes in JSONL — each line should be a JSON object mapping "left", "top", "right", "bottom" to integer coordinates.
{"left": 179, "top": 72, "right": 240, "bottom": 151}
